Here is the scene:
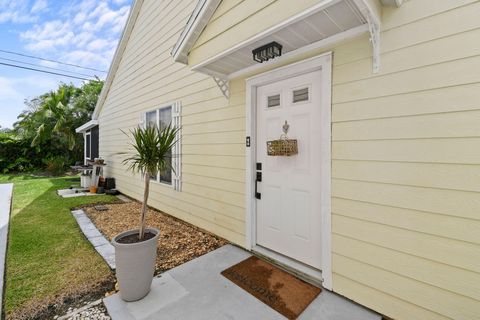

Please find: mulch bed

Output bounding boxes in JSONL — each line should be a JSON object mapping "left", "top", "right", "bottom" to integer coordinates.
{"left": 83, "top": 200, "right": 228, "bottom": 272}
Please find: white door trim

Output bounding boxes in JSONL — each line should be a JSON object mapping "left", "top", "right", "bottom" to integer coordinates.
{"left": 245, "top": 52, "right": 332, "bottom": 290}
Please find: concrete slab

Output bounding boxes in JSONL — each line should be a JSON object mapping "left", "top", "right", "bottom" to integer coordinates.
{"left": 104, "top": 245, "right": 380, "bottom": 320}
{"left": 71, "top": 209, "right": 116, "bottom": 269}
{"left": 0, "top": 183, "right": 13, "bottom": 317}
{"left": 58, "top": 188, "right": 99, "bottom": 198}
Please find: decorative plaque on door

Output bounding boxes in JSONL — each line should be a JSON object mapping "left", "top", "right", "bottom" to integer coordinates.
{"left": 266, "top": 120, "right": 298, "bottom": 156}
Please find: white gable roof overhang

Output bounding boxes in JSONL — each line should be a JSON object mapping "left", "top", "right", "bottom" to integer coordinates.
{"left": 173, "top": 0, "right": 385, "bottom": 81}
{"left": 75, "top": 120, "right": 99, "bottom": 133}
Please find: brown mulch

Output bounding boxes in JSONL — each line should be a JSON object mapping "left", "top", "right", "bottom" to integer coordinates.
{"left": 83, "top": 201, "right": 228, "bottom": 272}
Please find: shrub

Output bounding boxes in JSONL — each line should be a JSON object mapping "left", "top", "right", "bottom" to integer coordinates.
{"left": 43, "top": 156, "right": 67, "bottom": 176}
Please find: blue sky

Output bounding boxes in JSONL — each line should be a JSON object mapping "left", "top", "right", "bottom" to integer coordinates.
{"left": 0, "top": 0, "right": 132, "bottom": 129}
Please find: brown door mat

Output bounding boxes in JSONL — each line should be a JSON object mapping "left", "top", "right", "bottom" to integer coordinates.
{"left": 221, "top": 256, "right": 321, "bottom": 319}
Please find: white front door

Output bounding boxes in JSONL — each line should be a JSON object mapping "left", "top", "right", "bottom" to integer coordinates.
{"left": 255, "top": 70, "right": 323, "bottom": 269}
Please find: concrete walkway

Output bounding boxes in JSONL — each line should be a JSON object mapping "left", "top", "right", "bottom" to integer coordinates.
{"left": 72, "top": 209, "right": 115, "bottom": 269}
{"left": 104, "top": 245, "right": 380, "bottom": 320}
{"left": 0, "top": 183, "right": 13, "bottom": 317}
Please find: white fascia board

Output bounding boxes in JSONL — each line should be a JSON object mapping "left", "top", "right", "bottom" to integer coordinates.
{"left": 75, "top": 120, "right": 99, "bottom": 133}
{"left": 171, "top": 0, "right": 221, "bottom": 64}
{"left": 92, "top": 0, "right": 144, "bottom": 120}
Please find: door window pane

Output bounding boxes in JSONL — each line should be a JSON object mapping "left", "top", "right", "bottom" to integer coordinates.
{"left": 293, "top": 87, "right": 309, "bottom": 103}
{"left": 267, "top": 94, "right": 280, "bottom": 108}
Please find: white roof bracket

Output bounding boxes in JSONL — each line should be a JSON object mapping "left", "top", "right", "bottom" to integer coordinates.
{"left": 365, "top": 9, "right": 380, "bottom": 73}
{"left": 352, "top": 0, "right": 381, "bottom": 73}
{"left": 213, "top": 76, "right": 229, "bottom": 99}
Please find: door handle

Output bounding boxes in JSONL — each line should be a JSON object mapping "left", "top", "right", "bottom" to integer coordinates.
{"left": 255, "top": 172, "right": 262, "bottom": 199}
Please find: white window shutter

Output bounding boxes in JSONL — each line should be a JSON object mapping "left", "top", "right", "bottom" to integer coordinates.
{"left": 172, "top": 101, "right": 182, "bottom": 191}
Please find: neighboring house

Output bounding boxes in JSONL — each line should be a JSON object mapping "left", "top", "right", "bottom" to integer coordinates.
{"left": 77, "top": 0, "right": 480, "bottom": 319}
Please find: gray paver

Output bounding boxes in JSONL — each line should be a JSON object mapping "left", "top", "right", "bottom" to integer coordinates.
{"left": 104, "top": 245, "right": 381, "bottom": 320}
{"left": 71, "top": 209, "right": 116, "bottom": 269}
{"left": 116, "top": 195, "right": 132, "bottom": 203}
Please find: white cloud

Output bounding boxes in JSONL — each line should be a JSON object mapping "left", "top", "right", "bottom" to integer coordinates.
{"left": 31, "top": 0, "right": 47, "bottom": 13}
{"left": 87, "top": 38, "right": 110, "bottom": 51}
{"left": 0, "top": 0, "right": 37, "bottom": 23}
{"left": 19, "top": 0, "right": 131, "bottom": 70}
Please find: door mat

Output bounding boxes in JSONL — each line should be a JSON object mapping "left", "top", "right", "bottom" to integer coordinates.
{"left": 221, "top": 256, "right": 321, "bottom": 319}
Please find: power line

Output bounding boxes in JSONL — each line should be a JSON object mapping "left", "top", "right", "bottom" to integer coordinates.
{"left": 0, "top": 57, "right": 97, "bottom": 78}
{"left": 0, "top": 49, "right": 108, "bottom": 73}
{"left": 0, "top": 62, "right": 94, "bottom": 81}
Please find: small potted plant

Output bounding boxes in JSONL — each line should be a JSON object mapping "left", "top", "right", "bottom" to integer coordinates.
{"left": 112, "top": 124, "right": 179, "bottom": 301}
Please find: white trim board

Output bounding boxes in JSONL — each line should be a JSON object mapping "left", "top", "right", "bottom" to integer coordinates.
{"left": 171, "top": 0, "right": 222, "bottom": 64}
{"left": 245, "top": 53, "right": 333, "bottom": 290}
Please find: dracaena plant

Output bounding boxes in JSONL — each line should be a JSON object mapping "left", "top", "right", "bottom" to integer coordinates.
{"left": 122, "top": 124, "right": 179, "bottom": 240}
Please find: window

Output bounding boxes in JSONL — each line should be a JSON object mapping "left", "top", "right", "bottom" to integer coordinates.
{"left": 143, "top": 102, "right": 181, "bottom": 190}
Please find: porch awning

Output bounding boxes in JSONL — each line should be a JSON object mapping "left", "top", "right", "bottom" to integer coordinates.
{"left": 75, "top": 120, "right": 99, "bottom": 133}
{"left": 172, "top": 0, "right": 382, "bottom": 80}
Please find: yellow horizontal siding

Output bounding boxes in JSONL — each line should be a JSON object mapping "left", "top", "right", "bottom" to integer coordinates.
{"left": 333, "top": 160, "right": 480, "bottom": 193}
{"left": 332, "top": 82, "right": 480, "bottom": 122}
{"left": 332, "top": 197, "right": 480, "bottom": 244}
{"left": 98, "top": 0, "right": 246, "bottom": 246}
{"left": 333, "top": 234, "right": 480, "bottom": 302}
{"left": 96, "top": 0, "right": 480, "bottom": 319}
{"left": 328, "top": 1, "right": 480, "bottom": 318}
{"left": 333, "top": 179, "right": 480, "bottom": 221}
{"left": 333, "top": 274, "right": 450, "bottom": 320}
{"left": 186, "top": 0, "right": 480, "bottom": 317}
{"left": 333, "top": 254, "right": 479, "bottom": 320}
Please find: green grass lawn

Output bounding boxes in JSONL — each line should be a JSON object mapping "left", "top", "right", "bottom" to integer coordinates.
{"left": 0, "top": 174, "right": 118, "bottom": 319}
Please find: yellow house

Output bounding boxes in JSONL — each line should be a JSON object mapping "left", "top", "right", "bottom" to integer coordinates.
{"left": 86, "top": 0, "right": 480, "bottom": 319}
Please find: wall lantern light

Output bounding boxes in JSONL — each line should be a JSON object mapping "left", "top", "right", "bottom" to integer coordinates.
{"left": 252, "top": 42, "right": 283, "bottom": 63}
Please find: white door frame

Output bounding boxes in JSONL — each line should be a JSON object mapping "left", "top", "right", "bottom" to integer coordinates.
{"left": 245, "top": 52, "right": 332, "bottom": 289}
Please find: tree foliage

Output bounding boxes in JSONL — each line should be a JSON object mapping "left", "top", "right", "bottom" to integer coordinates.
{"left": 0, "top": 79, "right": 104, "bottom": 174}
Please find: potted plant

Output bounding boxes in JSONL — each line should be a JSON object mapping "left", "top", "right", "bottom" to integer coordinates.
{"left": 112, "top": 124, "right": 179, "bottom": 301}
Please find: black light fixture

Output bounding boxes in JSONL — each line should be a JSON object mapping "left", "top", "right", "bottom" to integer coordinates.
{"left": 252, "top": 42, "right": 282, "bottom": 63}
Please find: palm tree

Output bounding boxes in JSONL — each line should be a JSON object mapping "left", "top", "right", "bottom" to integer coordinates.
{"left": 31, "top": 84, "right": 77, "bottom": 149}
{"left": 122, "top": 124, "right": 179, "bottom": 240}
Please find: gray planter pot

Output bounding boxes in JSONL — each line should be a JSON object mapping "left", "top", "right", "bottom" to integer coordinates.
{"left": 112, "top": 228, "right": 160, "bottom": 301}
